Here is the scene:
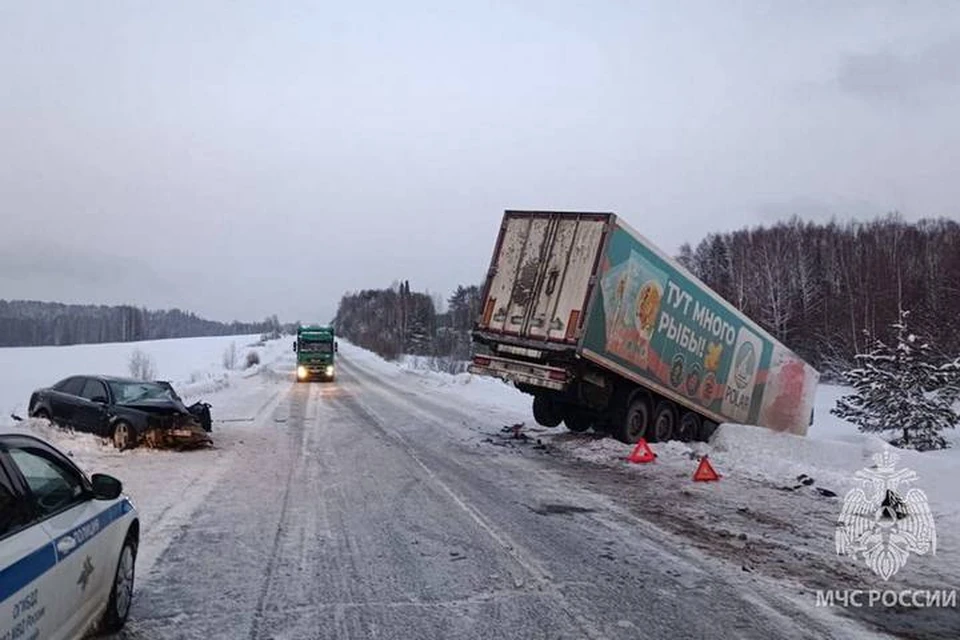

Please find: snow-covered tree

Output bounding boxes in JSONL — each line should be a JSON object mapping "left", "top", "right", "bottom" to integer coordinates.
{"left": 128, "top": 349, "right": 156, "bottom": 380}
{"left": 831, "top": 309, "right": 959, "bottom": 451}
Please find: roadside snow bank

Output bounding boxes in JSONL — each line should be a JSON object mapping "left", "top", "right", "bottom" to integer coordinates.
{"left": 707, "top": 423, "right": 889, "bottom": 490}
{"left": 338, "top": 340, "right": 531, "bottom": 414}
{"left": 7, "top": 417, "right": 117, "bottom": 458}
{"left": 0, "top": 334, "right": 300, "bottom": 427}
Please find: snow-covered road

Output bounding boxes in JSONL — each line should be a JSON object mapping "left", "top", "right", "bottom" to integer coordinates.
{"left": 104, "top": 348, "right": 910, "bottom": 640}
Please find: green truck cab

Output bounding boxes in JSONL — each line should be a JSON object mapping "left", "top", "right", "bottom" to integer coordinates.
{"left": 293, "top": 325, "right": 338, "bottom": 382}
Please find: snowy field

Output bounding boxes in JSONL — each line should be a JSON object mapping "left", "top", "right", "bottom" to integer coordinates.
{"left": 0, "top": 333, "right": 272, "bottom": 423}
{"left": 0, "top": 334, "right": 296, "bottom": 579}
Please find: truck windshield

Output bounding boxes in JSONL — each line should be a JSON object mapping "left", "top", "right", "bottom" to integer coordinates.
{"left": 300, "top": 341, "right": 333, "bottom": 353}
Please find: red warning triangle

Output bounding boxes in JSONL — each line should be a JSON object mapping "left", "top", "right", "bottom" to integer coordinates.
{"left": 693, "top": 456, "right": 721, "bottom": 482}
{"left": 627, "top": 438, "right": 657, "bottom": 464}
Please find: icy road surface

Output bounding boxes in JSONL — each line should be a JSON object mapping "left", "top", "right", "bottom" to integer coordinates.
{"left": 100, "top": 351, "right": 897, "bottom": 640}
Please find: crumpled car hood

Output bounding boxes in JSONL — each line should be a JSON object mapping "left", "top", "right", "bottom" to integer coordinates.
{"left": 117, "top": 397, "right": 191, "bottom": 415}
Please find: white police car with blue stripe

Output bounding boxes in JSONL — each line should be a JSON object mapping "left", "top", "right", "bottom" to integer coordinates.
{"left": 1, "top": 433, "right": 139, "bottom": 639}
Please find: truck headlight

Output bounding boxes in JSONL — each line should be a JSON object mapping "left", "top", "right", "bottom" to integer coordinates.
{"left": 325, "top": 366, "right": 334, "bottom": 376}
{"left": 297, "top": 366, "right": 308, "bottom": 379}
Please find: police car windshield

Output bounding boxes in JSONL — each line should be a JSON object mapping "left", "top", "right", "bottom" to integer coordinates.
{"left": 109, "top": 381, "right": 173, "bottom": 404}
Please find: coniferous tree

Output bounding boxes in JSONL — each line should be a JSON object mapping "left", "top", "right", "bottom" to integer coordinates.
{"left": 832, "top": 309, "right": 958, "bottom": 451}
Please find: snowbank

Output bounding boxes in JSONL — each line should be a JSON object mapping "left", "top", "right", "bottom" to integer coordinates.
{"left": 0, "top": 334, "right": 270, "bottom": 425}
{"left": 338, "top": 340, "right": 532, "bottom": 414}
{"left": 0, "top": 334, "right": 297, "bottom": 582}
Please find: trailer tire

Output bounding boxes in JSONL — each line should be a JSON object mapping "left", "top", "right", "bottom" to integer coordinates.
{"left": 700, "top": 420, "right": 719, "bottom": 442}
{"left": 676, "top": 411, "right": 700, "bottom": 443}
{"left": 564, "top": 411, "right": 592, "bottom": 433}
{"left": 613, "top": 392, "right": 651, "bottom": 444}
{"left": 532, "top": 395, "right": 563, "bottom": 428}
{"left": 650, "top": 401, "right": 677, "bottom": 443}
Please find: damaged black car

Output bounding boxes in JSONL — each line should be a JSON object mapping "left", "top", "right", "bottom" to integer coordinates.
{"left": 27, "top": 375, "right": 213, "bottom": 450}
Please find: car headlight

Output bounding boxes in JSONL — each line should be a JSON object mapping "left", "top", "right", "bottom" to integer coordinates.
{"left": 297, "top": 366, "right": 308, "bottom": 379}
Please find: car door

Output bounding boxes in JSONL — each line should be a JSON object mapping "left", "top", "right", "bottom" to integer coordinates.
{"left": 5, "top": 439, "right": 115, "bottom": 640}
{"left": 48, "top": 376, "right": 86, "bottom": 429}
{"left": 0, "top": 449, "right": 62, "bottom": 640}
{"left": 75, "top": 378, "right": 111, "bottom": 437}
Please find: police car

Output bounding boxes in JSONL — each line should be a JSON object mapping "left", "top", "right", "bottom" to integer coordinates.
{"left": 0, "top": 433, "right": 139, "bottom": 639}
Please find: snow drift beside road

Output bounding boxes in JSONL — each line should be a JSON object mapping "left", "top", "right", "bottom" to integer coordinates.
{"left": 0, "top": 333, "right": 268, "bottom": 425}
{"left": 0, "top": 334, "right": 296, "bottom": 582}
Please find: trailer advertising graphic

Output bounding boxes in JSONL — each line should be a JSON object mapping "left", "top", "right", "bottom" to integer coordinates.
{"left": 586, "top": 225, "right": 816, "bottom": 435}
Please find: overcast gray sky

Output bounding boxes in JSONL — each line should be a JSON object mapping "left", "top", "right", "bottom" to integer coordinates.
{"left": 2, "top": 1, "right": 959, "bottom": 323}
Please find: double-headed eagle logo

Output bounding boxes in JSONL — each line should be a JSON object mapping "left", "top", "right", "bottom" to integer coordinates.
{"left": 836, "top": 450, "right": 936, "bottom": 580}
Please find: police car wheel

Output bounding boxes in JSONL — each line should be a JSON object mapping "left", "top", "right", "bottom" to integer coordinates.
{"left": 103, "top": 536, "right": 137, "bottom": 632}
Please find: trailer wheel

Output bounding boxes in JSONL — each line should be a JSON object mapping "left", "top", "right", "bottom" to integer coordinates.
{"left": 532, "top": 395, "right": 563, "bottom": 428}
{"left": 676, "top": 411, "right": 700, "bottom": 443}
{"left": 700, "top": 420, "right": 719, "bottom": 442}
{"left": 613, "top": 393, "right": 651, "bottom": 444}
{"left": 564, "top": 411, "right": 592, "bottom": 433}
{"left": 650, "top": 401, "right": 677, "bottom": 443}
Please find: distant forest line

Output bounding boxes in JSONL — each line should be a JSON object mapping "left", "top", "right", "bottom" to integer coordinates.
{"left": 335, "top": 215, "right": 960, "bottom": 379}
{"left": 0, "top": 300, "right": 283, "bottom": 347}
{"left": 5, "top": 215, "right": 956, "bottom": 372}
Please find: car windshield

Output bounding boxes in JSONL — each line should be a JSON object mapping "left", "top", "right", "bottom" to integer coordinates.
{"left": 108, "top": 381, "right": 173, "bottom": 404}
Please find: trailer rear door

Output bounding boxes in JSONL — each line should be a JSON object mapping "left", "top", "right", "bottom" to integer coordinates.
{"left": 478, "top": 212, "right": 609, "bottom": 343}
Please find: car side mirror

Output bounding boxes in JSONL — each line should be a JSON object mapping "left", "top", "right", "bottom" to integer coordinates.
{"left": 91, "top": 473, "right": 123, "bottom": 500}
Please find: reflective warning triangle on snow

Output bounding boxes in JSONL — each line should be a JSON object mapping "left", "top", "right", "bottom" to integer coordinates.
{"left": 627, "top": 438, "right": 657, "bottom": 464}
{"left": 693, "top": 456, "right": 721, "bottom": 481}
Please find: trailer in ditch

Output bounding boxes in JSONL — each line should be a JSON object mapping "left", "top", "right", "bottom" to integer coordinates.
{"left": 468, "top": 210, "right": 820, "bottom": 444}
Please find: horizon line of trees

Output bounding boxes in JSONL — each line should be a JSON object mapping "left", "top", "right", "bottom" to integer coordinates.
{"left": 333, "top": 281, "right": 482, "bottom": 369}
{"left": 0, "top": 299, "right": 283, "bottom": 347}
{"left": 677, "top": 214, "right": 960, "bottom": 377}
{"left": 334, "top": 214, "right": 959, "bottom": 382}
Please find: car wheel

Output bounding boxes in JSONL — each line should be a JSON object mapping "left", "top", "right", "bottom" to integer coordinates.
{"left": 101, "top": 535, "right": 137, "bottom": 633}
{"left": 112, "top": 421, "right": 136, "bottom": 451}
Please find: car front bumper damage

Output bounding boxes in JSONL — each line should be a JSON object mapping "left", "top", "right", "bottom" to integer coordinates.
{"left": 142, "top": 419, "right": 212, "bottom": 449}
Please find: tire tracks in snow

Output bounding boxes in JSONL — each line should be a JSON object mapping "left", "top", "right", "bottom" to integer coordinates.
{"left": 247, "top": 380, "right": 315, "bottom": 640}
{"left": 135, "top": 379, "right": 293, "bottom": 586}
{"left": 329, "top": 375, "right": 608, "bottom": 640}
